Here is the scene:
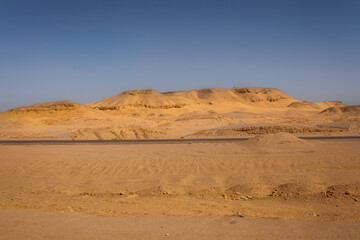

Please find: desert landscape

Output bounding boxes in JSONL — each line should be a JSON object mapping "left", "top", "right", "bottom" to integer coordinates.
{"left": 2, "top": 0, "right": 359, "bottom": 238}
{"left": 0, "top": 87, "right": 359, "bottom": 140}
{"left": 0, "top": 87, "right": 360, "bottom": 239}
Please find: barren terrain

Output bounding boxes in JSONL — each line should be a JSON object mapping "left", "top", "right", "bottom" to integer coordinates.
{"left": 0, "top": 87, "right": 359, "bottom": 239}
{"left": 1, "top": 134, "right": 360, "bottom": 239}
{"left": 0, "top": 88, "right": 359, "bottom": 140}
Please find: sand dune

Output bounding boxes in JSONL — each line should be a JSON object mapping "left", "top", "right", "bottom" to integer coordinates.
{"left": 245, "top": 132, "right": 307, "bottom": 145}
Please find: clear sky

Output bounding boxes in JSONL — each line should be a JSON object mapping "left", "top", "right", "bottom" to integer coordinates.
{"left": 0, "top": 0, "right": 359, "bottom": 111}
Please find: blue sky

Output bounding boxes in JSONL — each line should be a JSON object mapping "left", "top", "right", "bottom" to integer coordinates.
{"left": 0, "top": 0, "right": 359, "bottom": 111}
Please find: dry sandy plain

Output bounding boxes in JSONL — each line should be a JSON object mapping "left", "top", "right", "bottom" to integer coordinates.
{"left": 0, "top": 87, "right": 360, "bottom": 239}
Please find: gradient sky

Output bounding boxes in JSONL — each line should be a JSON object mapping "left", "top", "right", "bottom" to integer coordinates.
{"left": 0, "top": 0, "right": 359, "bottom": 111}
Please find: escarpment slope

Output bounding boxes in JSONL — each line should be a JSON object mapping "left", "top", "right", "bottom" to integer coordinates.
{"left": 0, "top": 87, "right": 358, "bottom": 139}
{"left": 87, "top": 87, "right": 298, "bottom": 109}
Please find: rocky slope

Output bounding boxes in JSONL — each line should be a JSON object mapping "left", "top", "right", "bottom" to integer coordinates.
{"left": 0, "top": 87, "right": 359, "bottom": 140}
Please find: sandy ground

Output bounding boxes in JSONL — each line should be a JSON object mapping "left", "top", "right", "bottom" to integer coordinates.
{"left": 0, "top": 135, "right": 360, "bottom": 239}
{"left": 1, "top": 210, "right": 360, "bottom": 240}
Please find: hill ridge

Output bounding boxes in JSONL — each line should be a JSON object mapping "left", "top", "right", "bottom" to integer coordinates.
{"left": 86, "top": 87, "right": 298, "bottom": 109}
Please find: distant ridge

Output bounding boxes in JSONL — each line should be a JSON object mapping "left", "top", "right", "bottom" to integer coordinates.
{"left": 86, "top": 87, "right": 298, "bottom": 109}
{"left": 1, "top": 86, "right": 359, "bottom": 141}
{"left": 8, "top": 101, "right": 84, "bottom": 112}
{"left": 320, "top": 105, "right": 360, "bottom": 114}
{"left": 5, "top": 87, "right": 355, "bottom": 114}
{"left": 287, "top": 101, "right": 345, "bottom": 111}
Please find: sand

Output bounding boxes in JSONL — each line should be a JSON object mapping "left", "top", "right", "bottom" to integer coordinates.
{"left": 0, "top": 87, "right": 360, "bottom": 239}
{"left": 2, "top": 210, "right": 360, "bottom": 240}
{"left": 0, "top": 87, "right": 359, "bottom": 140}
{"left": 1, "top": 136, "right": 360, "bottom": 239}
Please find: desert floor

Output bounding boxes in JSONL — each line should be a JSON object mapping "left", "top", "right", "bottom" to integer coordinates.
{"left": 0, "top": 136, "right": 360, "bottom": 239}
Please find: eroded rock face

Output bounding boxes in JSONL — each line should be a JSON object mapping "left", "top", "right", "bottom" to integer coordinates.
{"left": 121, "top": 89, "right": 159, "bottom": 95}
{"left": 8, "top": 101, "right": 83, "bottom": 112}
{"left": 87, "top": 87, "right": 298, "bottom": 109}
{"left": 321, "top": 105, "right": 360, "bottom": 114}
{"left": 232, "top": 87, "right": 294, "bottom": 102}
{"left": 1, "top": 87, "right": 357, "bottom": 140}
{"left": 287, "top": 101, "right": 345, "bottom": 110}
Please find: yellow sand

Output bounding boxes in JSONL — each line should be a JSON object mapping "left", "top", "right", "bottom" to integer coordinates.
{"left": 1, "top": 135, "right": 360, "bottom": 239}
{"left": 0, "top": 87, "right": 359, "bottom": 140}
